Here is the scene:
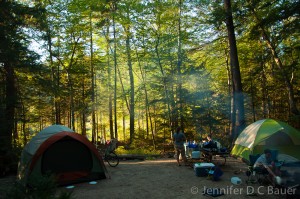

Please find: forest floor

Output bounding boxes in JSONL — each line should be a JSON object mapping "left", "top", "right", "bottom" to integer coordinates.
{"left": 0, "top": 156, "right": 293, "bottom": 199}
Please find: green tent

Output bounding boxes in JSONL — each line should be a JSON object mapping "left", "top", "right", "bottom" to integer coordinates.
{"left": 231, "top": 119, "right": 300, "bottom": 162}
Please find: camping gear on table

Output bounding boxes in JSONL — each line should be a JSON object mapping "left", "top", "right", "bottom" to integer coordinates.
{"left": 231, "top": 119, "right": 300, "bottom": 163}
{"left": 194, "top": 162, "right": 215, "bottom": 177}
{"left": 185, "top": 142, "right": 199, "bottom": 157}
{"left": 18, "top": 124, "right": 109, "bottom": 186}
{"left": 192, "top": 151, "right": 201, "bottom": 159}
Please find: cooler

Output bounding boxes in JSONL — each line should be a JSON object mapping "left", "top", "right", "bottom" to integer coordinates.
{"left": 190, "top": 143, "right": 199, "bottom": 156}
{"left": 194, "top": 163, "right": 215, "bottom": 177}
{"left": 192, "top": 151, "right": 201, "bottom": 159}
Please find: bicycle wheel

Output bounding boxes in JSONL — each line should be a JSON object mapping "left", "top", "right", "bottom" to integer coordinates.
{"left": 106, "top": 152, "right": 119, "bottom": 167}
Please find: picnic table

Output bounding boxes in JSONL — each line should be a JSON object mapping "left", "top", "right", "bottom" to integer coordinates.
{"left": 185, "top": 147, "right": 230, "bottom": 167}
{"left": 200, "top": 147, "right": 230, "bottom": 165}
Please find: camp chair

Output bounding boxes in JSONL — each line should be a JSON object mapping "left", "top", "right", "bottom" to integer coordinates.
{"left": 106, "top": 139, "right": 118, "bottom": 154}
{"left": 246, "top": 154, "right": 270, "bottom": 184}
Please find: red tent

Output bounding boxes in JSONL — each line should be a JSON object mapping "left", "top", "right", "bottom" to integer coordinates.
{"left": 18, "top": 125, "right": 109, "bottom": 186}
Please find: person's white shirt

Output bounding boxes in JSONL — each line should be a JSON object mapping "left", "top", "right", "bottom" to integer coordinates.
{"left": 254, "top": 154, "right": 271, "bottom": 167}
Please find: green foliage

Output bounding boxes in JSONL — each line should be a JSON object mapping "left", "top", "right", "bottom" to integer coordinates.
{"left": 116, "top": 138, "right": 161, "bottom": 155}
{"left": 4, "top": 174, "right": 72, "bottom": 199}
{"left": 116, "top": 147, "right": 161, "bottom": 156}
{"left": 1, "top": 0, "right": 299, "bottom": 159}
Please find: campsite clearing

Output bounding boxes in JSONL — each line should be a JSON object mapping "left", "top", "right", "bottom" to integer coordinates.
{"left": 65, "top": 157, "right": 284, "bottom": 199}
{"left": 1, "top": 157, "right": 296, "bottom": 199}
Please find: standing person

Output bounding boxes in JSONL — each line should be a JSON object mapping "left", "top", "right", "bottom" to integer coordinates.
{"left": 173, "top": 126, "right": 187, "bottom": 166}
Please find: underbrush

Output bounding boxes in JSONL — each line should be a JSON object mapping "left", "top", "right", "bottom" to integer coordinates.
{"left": 115, "top": 138, "right": 175, "bottom": 160}
{"left": 4, "top": 174, "right": 72, "bottom": 199}
{"left": 115, "top": 147, "right": 161, "bottom": 156}
{"left": 116, "top": 138, "right": 163, "bottom": 155}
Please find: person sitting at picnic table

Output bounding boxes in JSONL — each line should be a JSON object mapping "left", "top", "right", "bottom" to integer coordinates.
{"left": 254, "top": 149, "right": 282, "bottom": 184}
{"left": 201, "top": 135, "right": 218, "bottom": 162}
{"left": 202, "top": 135, "right": 216, "bottom": 149}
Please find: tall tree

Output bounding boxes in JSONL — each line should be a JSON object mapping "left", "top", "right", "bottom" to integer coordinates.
{"left": 113, "top": 1, "right": 118, "bottom": 139}
{"left": 89, "top": 11, "right": 97, "bottom": 142}
{"left": 246, "top": 0, "right": 300, "bottom": 117}
{"left": 176, "top": 0, "right": 184, "bottom": 128}
{"left": 123, "top": 10, "right": 135, "bottom": 144}
{"left": 0, "top": 0, "right": 41, "bottom": 164}
{"left": 104, "top": 22, "right": 115, "bottom": 140}
{"left": 224, "top": 0, "right": 245, "bottom": 142}
{"left": 151, "top": 0, "right": 173, "bottom": 135}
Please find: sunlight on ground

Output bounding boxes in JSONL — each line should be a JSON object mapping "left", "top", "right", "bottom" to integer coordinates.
{"left": 119, "top": 158, "right": 175, "bottom": 165}
{"left": 116, "top": 156, "right": 247, "bottom": 169}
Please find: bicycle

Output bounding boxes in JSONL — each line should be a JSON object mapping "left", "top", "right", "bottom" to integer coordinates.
{"left": 98, "top": 139, "right": 119, "bottom": 167}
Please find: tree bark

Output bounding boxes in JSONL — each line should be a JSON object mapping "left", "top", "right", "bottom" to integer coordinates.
{"left": 113, "top": 3, "right": 118, "bottom": 139}
{"left": 89, "top": 12, "right": 96, "bottom": 143}
{"left": 124, "top": 19, "right": 135, "bottom": 144}
{"left": 177, "top": 0, "right": 184, "bottom": 128}
{"left": 47, "top": 27, "right": 61, "bottom": 125}
{"left": 105, "top": 24, "right": 114, "bottom": 140}
{"left": 135, "top": 46, "right": 154, "bottom": 145}
{"left": 2, "top": 62, "right": 15, "bottom": 153}
{"left": 224, "top": 0, "right": 245, "bottom": 143}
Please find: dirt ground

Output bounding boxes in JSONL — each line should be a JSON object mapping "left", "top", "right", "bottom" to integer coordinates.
{"left": 64, "top": 157, "right": 286, "bottom": 199}
{"left": 0, "top": 157, "right": 294, "bottom": 199}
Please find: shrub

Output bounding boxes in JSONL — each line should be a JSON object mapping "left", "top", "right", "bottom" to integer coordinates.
{"left": 4, "top": 173, "right": 73, "bottom": 199}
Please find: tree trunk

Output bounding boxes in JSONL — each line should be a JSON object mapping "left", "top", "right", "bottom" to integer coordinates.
{"left": 89, "top": 12, "right": 96, "bottom": 143}
{"left": 47, "top": 27, "right": 61, "bottom": 125}
{"left": 153, "top": 5, "right": 172, "bottom": 137}
{"left": 260, "top": 61, "right": 269, "bottom": 118}
{"left": 262, "top": 27, "right": 299, "bottom": 116}
{"left": 224, "top": 0, "right": 245, "bottom": 143}
{"left": 105, "top": 24, "right": 114, "bottom": 140}
{"left": 81, "top": 79, "right": 86, "bottom": 136}
{"left": 177, "top": 0, "right": 184, "bottom": 128}
{"left": 250, "top": 70, "right": 256, "bottom": 122}
{"left": 124, "top": 20, "right": 135, "bottom": 144}
{"left": 1, "top": 62, "right": 15, "bottom": 154}
{"left": 135, "top": 47, "right": 151, "bottom": 140}
{"left": 225, "top": 49, "right": 232, "bottom": 136}
{"left": 113, "top": 3, "right": 118, "bottom": 139}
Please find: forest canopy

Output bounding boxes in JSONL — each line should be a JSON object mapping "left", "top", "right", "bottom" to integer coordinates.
{"left": 0, "top": 0, "right": 299, "bottom": 165}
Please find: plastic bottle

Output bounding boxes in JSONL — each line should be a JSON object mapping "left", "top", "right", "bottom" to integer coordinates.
{"left": 231, "top": 177, "right": 242, "bottom": 185}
